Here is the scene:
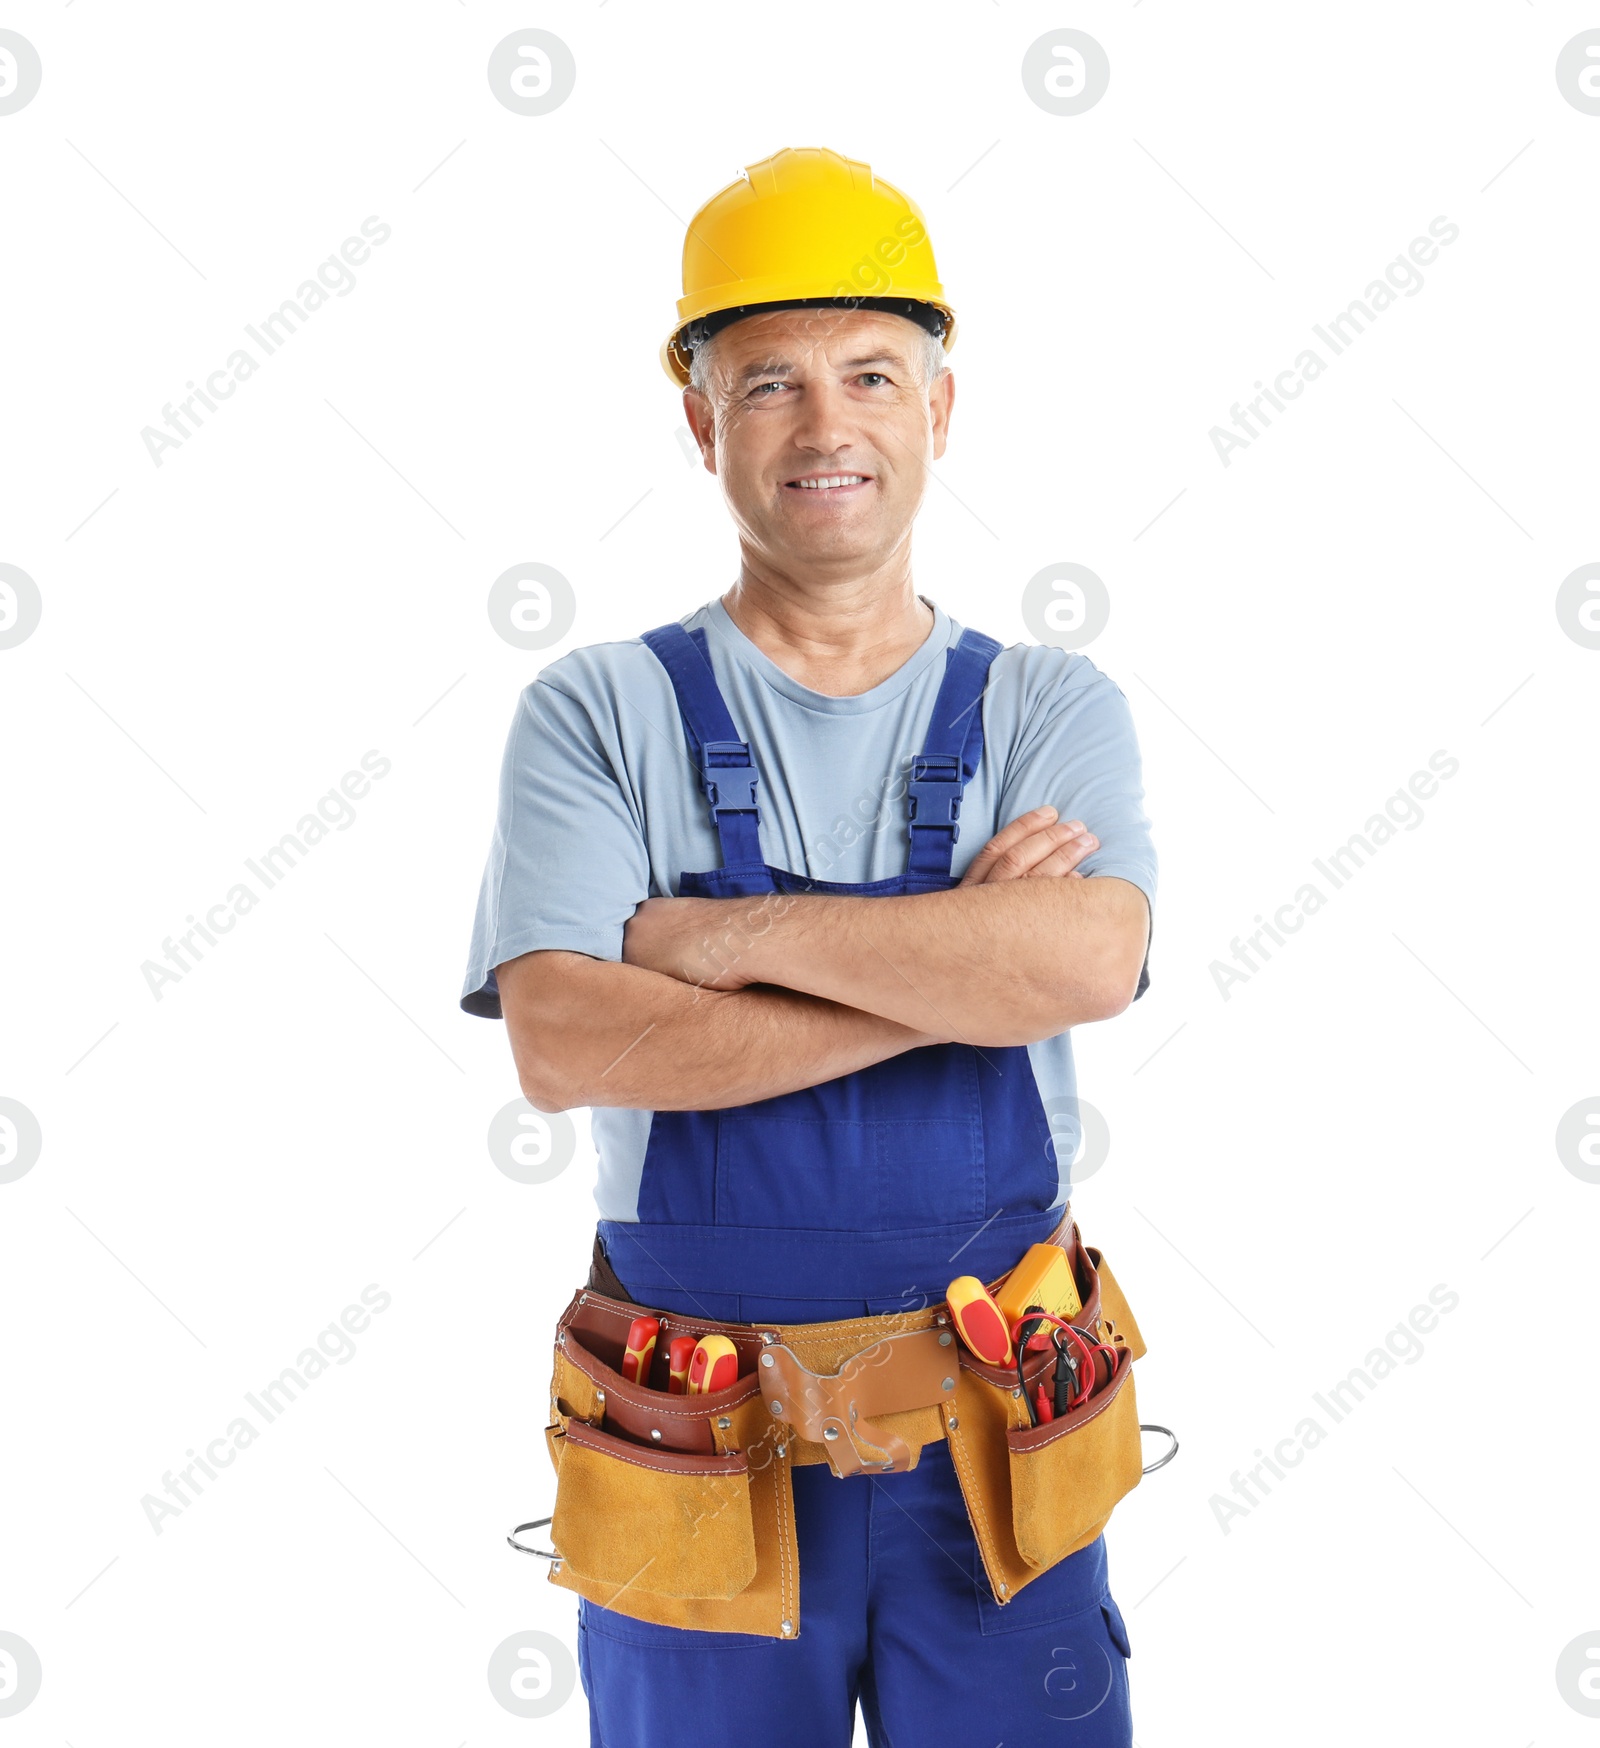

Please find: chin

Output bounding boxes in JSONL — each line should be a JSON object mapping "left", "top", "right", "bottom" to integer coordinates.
{"left": 784, "top": 530, "right": 879, "bottom": 562}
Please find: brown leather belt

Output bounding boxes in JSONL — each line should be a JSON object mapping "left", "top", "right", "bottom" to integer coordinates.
{"left": 560, "top": 1206, "right": 1103, "bottom": 1480}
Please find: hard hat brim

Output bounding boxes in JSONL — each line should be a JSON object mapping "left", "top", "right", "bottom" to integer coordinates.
{"left": 661, "top": 295, "right": 957, "bottom": 388}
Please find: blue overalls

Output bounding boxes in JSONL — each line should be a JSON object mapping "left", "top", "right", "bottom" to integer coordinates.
{"left": 579, "top": 621, "right": 1134, "bottom": 1747}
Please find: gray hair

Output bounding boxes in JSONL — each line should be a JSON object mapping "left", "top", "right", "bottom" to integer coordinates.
{"left": 687, "top": 317, "right": 947, "bottom": 399}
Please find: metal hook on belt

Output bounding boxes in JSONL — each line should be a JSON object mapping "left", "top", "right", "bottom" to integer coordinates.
{"left": 507, "top": 1517, "right": 560, "bottom": 1560}
{"left": 1139, "top": 1424, "right": 1179, "bottom": 1475}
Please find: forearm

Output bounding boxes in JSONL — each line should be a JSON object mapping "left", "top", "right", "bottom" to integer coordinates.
{"left": 498, "top": 950, "right": 939, "bottom": 1113}
{"left": 674, "top": 878, "right": 1148, "bottom": 1045}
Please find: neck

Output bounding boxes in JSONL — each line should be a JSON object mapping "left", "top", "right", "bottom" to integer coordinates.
{"left": 721, "top": 554, "right": 935, "bottom": 697}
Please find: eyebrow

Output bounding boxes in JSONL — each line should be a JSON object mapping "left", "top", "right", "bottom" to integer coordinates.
{"left": 735, "top": 352, "right": 908, "bottom": 386}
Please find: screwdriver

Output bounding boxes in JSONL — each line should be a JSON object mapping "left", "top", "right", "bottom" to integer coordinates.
{"left": 686, "top": 1334, "right": 739, "bottom": 1395}
{"left": 621, "top": 1316, "right": 660, "bottom": 1387}
{"left": 945, "top": 1275, "right": 1014, "bottom": 1366}
{"left": 666, "top": 1335, "right": 698, "bottom": 1395}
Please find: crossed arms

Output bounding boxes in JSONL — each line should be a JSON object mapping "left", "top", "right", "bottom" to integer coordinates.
{"left": 498, "top": 806, "right": 1150, "bottom": 1115}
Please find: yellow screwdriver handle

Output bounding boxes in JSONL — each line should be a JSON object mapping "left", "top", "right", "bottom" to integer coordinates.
{"left": 945, "top": 1275, "right": 1014, "bottom": 1366}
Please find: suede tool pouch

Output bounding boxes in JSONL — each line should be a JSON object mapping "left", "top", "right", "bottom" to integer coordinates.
{"left": 1004, "top": 1347, "right": 1144, "bottom": 1571}
{"left": 543, "top": 1306, "right": 799, "bottom": 1637}
{"left": 548, "top": 1418, "right": 757, "bottom": 1600}
{"left": 942, "top": 1228, "right": 1149, "bottom": 1610}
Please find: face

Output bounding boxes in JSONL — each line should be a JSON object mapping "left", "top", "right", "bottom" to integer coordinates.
{"left": 682, "top": 307, "right": 954, "bottom": 578}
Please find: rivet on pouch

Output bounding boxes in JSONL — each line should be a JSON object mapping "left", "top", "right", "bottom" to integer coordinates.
{"left": 770, "top": 1400, "right": 783, "bottom": 1414}
{"left": 761, "top": 1353, "right": 775, "bottom": 1367}
{"left": 998, "top": 1582, "right": 1008, "bottom": 1598}
{"left": 948, "top": 1414, "right": 959, "bottom": 1431}
{"left": 781, "top": 1619, "right": 793, "bottom": 1634}
{"left": 775, "top": 1444, "right": 786, "bottom": 1458}
{"left": 941, "top": 1377, "right": 955, "bottom": 1391}
{"left": 716, "top": 1416, "right": 731, "bottom": 1429}
{"left": 938, "top": 1332, "right": 952, "bottom": 1346}
{"left": 649, "top": 1429, "right": 662, "bottom": 1441}
{"left": 823, "top": 1426, "right": 839, "bottom": 1441}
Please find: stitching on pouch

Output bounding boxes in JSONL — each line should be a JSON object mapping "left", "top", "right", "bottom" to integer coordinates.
{"left": 1013, "top": 1373, "right": 1129, "bottom": 1453}
{"left": 775, "top": 1449, "right": 793, "bottom": 1629}
{"left": 565, "top": 1348, "right": 760, "bottom": 1415}
{"left": 945, "top": 1407, "right": 1000, "bottom": 1584}
{"left": 568, "top": 1434, "right": 748, "bottom": 1479}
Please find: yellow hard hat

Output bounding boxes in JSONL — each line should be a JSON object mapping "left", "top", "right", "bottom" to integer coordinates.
{"left": 661, "top": 146, "right": 957, "bottom": 387}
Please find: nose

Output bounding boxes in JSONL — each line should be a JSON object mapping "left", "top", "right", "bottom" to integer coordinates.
{"left": 788, "top": 374, "right": 859, "bottom": 461}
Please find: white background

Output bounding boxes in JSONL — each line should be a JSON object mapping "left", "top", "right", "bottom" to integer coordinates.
{"left": 3, "top": 3, "right": 1598, "bottom": 1742}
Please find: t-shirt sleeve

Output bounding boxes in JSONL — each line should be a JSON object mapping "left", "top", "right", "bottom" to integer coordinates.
{"left": 460, "top": 677, "right": 649, "bottom": 1019}
{"left": 995, "top": 655, "right": 1158, "bottom": 999}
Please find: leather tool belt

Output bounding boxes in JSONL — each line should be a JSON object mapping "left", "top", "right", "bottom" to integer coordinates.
{"left": 523, "top": 1206, "right": 1151, "bottom": 1639}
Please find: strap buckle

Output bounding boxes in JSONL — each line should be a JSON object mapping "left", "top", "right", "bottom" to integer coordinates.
{"left": 907, "top": 753, "right": 963, "bottom": 838}
{"left": 701, "top": 739, "right": 759, "bottom": 816}
{"left": 756, "top": 1326, "right": 958, "bottom": 1477}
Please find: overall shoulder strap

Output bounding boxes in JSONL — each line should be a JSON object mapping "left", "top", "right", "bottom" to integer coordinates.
{"left": 905, "top": 628, "right": 1003, "bottom": 887}
{"left": 640, "top": 622, "right": 763, "bottom": 868}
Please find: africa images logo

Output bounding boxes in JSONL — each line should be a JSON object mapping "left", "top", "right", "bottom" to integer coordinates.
{"left": 140, "top": 218, "right": 391, "bottom": 467}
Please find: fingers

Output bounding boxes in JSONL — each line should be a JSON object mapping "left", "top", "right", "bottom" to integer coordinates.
{"left": 961, "top": 807, "right": 1100, "bottom": 885}
{"left": 996, "top": 824, "right": 1098, "bottom": 881}
{"left": 1014, "top": 834, "right": 1098, "bottom": 879}
{"left": 993, "top": 823, "right": 1092, "bottom": 881}
{"left": 959, "top": 805, "right": 1060, "bottom": 885}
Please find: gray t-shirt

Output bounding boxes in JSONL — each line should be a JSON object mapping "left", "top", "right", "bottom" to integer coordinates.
{"left": 462, "top": 597, "right": 1157, "bottom": 1223}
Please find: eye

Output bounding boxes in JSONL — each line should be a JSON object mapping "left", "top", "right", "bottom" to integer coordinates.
{"left": 857, "top": 372, "right": 889, "bottom": 388}
{"left": 749, "top": 380, "right": 789, "bottom": 399}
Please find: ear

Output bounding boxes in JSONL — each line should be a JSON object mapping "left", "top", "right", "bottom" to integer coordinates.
{"left": 929, "top": 369, "right": 955, "bottom": 461}
{"left": 682, "top": 387, "right": 717, "bottom": 473}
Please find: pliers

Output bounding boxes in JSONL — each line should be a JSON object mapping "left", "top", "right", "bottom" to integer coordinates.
{"left": 1013, "top": 1308, "right": 1123, "bottom": 1426}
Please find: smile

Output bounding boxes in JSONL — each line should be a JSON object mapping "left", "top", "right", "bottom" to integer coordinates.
{"left": 785, "top": 474, "right": 871, "bottom": 494}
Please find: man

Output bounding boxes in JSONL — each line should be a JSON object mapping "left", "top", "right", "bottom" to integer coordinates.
{"left": 463, "top": 147, "right": 1156, "bottom": 1746}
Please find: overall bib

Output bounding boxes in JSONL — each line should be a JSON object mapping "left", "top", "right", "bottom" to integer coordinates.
{"left": 598, "top": 619, "right": 1067, "bottom": 1328}
{"left": 576, "top": 622, "right": 1135, "bottom": 1748}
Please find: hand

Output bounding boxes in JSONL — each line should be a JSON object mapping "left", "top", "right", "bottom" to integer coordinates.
{"left": 959, "top": 806, "right": 1098, "bottom": 886}
{"left": 622, "top": 895, "right": 768, "bottom": 991}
